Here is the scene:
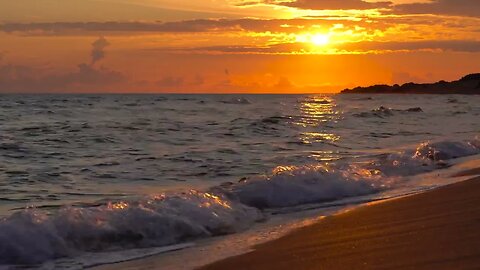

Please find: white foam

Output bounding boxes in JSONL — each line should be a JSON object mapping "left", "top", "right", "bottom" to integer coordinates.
{"left": 0, "top": 191, "right": 261, "bottom": 265}
{"left": 365, "top": 139, "right": 480, "bottom": 176}
{"left": 225, "top": 164, "right": 389, "bottom": 209}
{"left": 414, "top": 140, "right": 479, "bottom": 161}
{"left": 221, "top": 139, "right": 480, "bottom": 209}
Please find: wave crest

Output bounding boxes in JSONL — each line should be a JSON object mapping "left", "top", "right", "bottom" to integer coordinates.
{"left": 0, "top": 191, "right": 261, "bottom": 265}
{"left": 225, "top": 164, "right": 388, "bottom": 209}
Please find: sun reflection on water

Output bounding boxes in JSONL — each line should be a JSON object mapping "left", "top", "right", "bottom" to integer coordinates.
{"left": 295, "top": 96, "right": 340, "bottom": 127}
{"left": 109, "top": 201, "right": 129, "bottom": 210}
{"left": 302, "top": 132, "right": 340, "bottom": 144}
{"left": 293, "top": 95, "right": 342, "bottom": 161}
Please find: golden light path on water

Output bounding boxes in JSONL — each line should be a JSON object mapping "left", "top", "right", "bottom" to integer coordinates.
{"left": 294, "top": 95, "right": 342, "bottom": 162}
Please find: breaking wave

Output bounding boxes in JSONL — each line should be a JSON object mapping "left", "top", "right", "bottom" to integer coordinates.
{"left": 0, "top": 138, "right": 479, "bottom": 266}
{"left": 0, "top": 192, "right": 261, "bottom": 265}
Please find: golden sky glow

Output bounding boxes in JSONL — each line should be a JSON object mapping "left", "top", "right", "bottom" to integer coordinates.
{"left": 0, "top": 0, "right": 479, "bottom": 93}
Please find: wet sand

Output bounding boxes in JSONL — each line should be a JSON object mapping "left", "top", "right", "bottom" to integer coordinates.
{"left": 202, "top": 171, "right": 480, "bottom": 270}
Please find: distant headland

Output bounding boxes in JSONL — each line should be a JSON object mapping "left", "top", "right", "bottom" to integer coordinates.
{"left": 341, "top": 73, "right": 480, "bottom": 94}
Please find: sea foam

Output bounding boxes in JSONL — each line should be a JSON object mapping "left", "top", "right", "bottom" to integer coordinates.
{"left": 0, "top": 138, "right": 479, "bottom": 266}
{"left": 223, "top": 164, "right": 387, "bottom": 209}
{"left": 0, "top": 191, "right": 261, "bottom": 265}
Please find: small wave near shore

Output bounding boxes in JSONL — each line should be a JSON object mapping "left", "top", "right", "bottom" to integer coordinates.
{"left": 0, "top": 138, "right": 479, "bottom": 267}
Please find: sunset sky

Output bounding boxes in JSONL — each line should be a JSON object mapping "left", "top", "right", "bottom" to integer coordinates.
{"left": 1, "top": 0, "right": 479, "bottom": 93}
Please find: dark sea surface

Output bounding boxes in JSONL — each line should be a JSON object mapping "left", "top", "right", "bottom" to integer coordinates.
{"left": 0, "top": 94, "right": 479, "bottom": 267}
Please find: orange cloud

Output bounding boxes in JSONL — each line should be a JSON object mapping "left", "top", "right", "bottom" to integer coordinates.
{"left": 392, "top": 0, "right": 480, "bottom": 17}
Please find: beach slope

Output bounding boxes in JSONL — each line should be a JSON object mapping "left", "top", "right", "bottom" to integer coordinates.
{"left": 202, "top": 174, "right": 480, "bottom": 270}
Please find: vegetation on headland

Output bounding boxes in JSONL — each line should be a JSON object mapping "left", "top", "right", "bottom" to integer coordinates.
{"left": 341, "top": 73, "right": 480, "bottom": 94}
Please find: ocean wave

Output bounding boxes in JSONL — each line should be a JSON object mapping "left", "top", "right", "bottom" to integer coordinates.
{"left": 0, "top": 138, "right": 479, "bottom": 266}
{"left": 354, "top": 106, "right": 423, "bottom": 118}
{"left": 366, "top": 139, "right": 480, "bottom": 176}
{"left": 222, "top": 164, "right": 387, "bottom": 209}
{"left": 414, "top": 140, "right": 479, "bottom": 161}
{"left": 220, "top": 98, "right": 251, "bottom": 105}
{"left": 216, "top": 139, "right": 480, "bottom": 209}
{"left": 0, "top": 191, "right": 261, "bottom": 265}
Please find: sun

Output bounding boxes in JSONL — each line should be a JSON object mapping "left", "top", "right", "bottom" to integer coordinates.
{"left": 310, "top": 34, "right": 330, "bottom": 46}
{"left": 295, "top": 33, "right": 331, "bottom": 47}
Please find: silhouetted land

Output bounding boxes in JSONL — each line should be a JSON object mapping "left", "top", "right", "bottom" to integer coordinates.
{"left": 342, "top": 73, "right": 480, "bottom": 94}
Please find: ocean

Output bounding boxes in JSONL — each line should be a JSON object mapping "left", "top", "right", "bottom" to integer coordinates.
{"left": 0, "top": 94, "right": 479, "bottom": 268}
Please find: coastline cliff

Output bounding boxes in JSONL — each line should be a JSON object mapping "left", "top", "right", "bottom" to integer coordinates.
{"left": 341, "top": 73, "right": 480, "bottom": 94}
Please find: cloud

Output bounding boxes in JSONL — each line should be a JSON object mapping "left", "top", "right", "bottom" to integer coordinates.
{"left": 162, "top": 39, "right": 480, "bottom": 55}
{"left": 0, "top": 20, "right": 244, "bottom": 35}
{"left": 272, "top": 0, "right": 392, "bottom": 10}
{"left": 166, "top": 43, "right": 307, "bottom": 54}
{"left": 156, "top": 76, "right": 184, "bottom": 88}
{"left": 0, "top": 37, "right": 126, "bottom": 93}
{"left": 392, "top": 0, "right": 480, "bottom": 17}
{"left": 0, "top": 18, "right": 382, "bottom": 36}
{"left": 0, "top": 63, "right": 126, "bottom": 93}
{"left": 91, "top": 36, "right": 110, "bottom": 65}
{"left": 274, "top": 76, "right": 294, "bottom": 89}
{"left": 391, "top": 72, "right": 423, "bottom": 84}
{"left": 338, "top": 40, "right": 480, "bottom": 53}
{"left": 249, "top": 0, "right": 479, "bottom": 17}
{"left": 0, "top": 0, "right": 226, "bottom": 23}
{"left": 154, "top": 75, "right": 209, "bottom": 90}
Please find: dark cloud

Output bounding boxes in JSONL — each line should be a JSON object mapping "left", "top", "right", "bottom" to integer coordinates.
{"left": 253, "top": 0, "right": 479, "bottom": 17}
{"left": 338, "top": 40, "right": 480, "bottom": 53}
{"left": 393, "top": 0, "right": 480, "bottom": 17}
{"left": 0, "top": 37, "right": 125, "bottom": 93}
{"left": 0, "top": 0, "right": 226, "bottom": 23}
{"left": 155, "top": 75, "right": 208, "bottom": 89}
{"left": 5, "top": 16, "right": 471, "bottom": 40}
{"left": 173, "top": 43, "right": 307, "bottom": 54}
{"left": 91, "top": 36, "right": 109, "bottom": 65}
{"left": 169, "top": 39, "right": 480, "bottom": 54}
{"left": 275, "top": 0, "right": 392, "bottom": 10}
{"left": 274, "top": 76, "right": 294, "bottom": 89}
{"left": 0, "top": 63, "right": 126, "bottom": 93}
{"left": 0, "top": 18, "right": 385, "bottom": 35}
{"left": 156, "top": 76, "right": 184, "bottom": 88}
{"left": 0, "top": 20, "right": 245, "bottom": 34}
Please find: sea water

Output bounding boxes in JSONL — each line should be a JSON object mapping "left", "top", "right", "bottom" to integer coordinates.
{"left": 0, "top": 94, "right": 479, "bottom": 267}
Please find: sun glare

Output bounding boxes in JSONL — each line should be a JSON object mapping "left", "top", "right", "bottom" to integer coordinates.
{"left": 311, "top": 34, "right": 330, "bottom": 46}
{"left": 296, "top": 33, "right": 331, "bottom": 47}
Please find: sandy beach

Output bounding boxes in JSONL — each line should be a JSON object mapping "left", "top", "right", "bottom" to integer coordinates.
{"left": 202, "top": 172, "right": 480, "bottom": 270}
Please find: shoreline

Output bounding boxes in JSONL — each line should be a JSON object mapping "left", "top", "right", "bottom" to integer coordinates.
{"left": 201, "top": 169, "right": 480, "bottom": 270}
